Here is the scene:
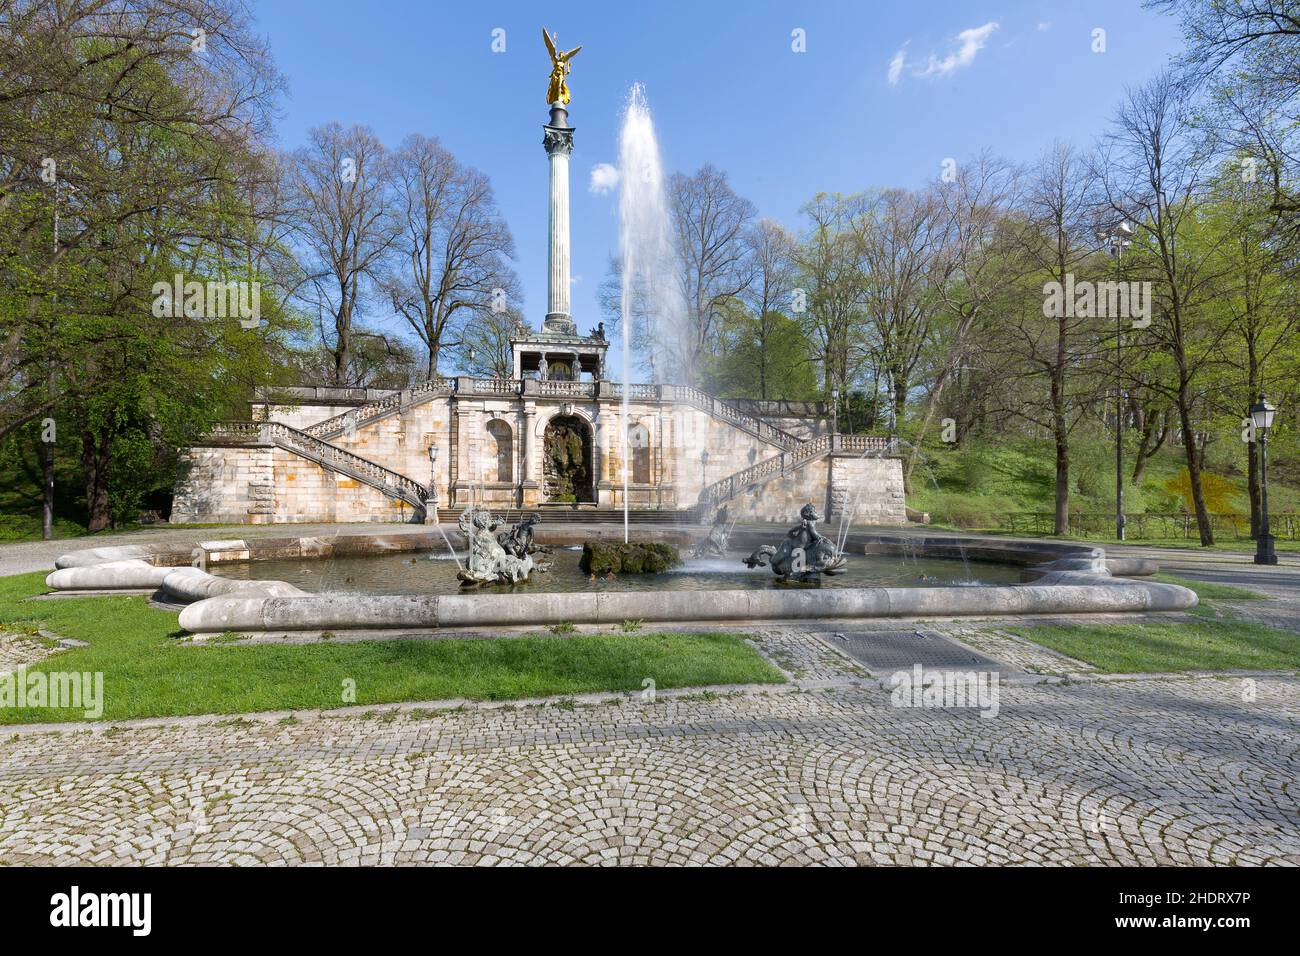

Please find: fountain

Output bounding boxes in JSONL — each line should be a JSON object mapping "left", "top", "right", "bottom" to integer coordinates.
{"left": 744, "top": 504, "right": 847, "bottom": 580}
{"left": 455, "top": 507, "right": 536, "bottom": 587}
{"left": 45, "top": 38, "right": 1194, "bottom": 637}
{"left": 692, "top": 505, "right": 735, "bottom": 559}
{"left": 617, "top": 84, "right": 684, "bottom": 541}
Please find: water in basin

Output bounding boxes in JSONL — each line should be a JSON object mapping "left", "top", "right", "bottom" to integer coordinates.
{"left": 214, "top": 549, "right": 1025, "bottom": 596}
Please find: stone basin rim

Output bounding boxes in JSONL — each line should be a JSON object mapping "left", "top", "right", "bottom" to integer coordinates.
{"left": 42, "top": 529, "right": 1187, "bottom": 635}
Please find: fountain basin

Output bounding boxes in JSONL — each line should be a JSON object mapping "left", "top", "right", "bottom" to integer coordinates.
{"left": 173, "top": 574, "right": 1196, "bottom": 635}
{"left": 44, "top": 528, "right": 1196, "bottom": 636}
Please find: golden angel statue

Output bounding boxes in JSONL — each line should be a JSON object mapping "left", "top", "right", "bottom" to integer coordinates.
{"left": 543, "top": 28, "right": 582, "bottom": 105}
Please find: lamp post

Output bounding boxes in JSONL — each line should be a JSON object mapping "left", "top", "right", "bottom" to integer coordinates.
{"left": 427, "top": 446, "right": 439, "bottom": 523}
{"left": 1109, "top": 220, "right": 1134, "bottom": 540}
{"left": 1250, "top": 394, "right": 1277, "bottom": 565}
{"left": 831, "top": 386, "right": 840, "bottom": 436}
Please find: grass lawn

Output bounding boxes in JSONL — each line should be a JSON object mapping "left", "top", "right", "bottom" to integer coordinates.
{"left": 1151, "top": 573, "right": 1269, "bottom": 601}
{"left": 0, "top": 572, "right": 783, "bottom": 724}
{"left": 1005, "top": 602, "right": 1299, "bottom": 674}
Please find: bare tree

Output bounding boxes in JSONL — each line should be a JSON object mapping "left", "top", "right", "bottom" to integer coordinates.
{"left": 1097, "top": 70, "right": 1233, "bottom": 545}
{"left": 380, "top": 134, "right": 519, "bottom": 379}
{"left": 669, "top": 164, "right": 756, "bottom": 381}
{"left": 992, "top": 142, "right": 1104, "bottom": 533}
{"left": 795, "top": 192, "right": 867, "bottom": 401}
{"left": 908, "top": 153, "right": 1022, "bottom": 479}
{"left": 855, "top": 187, "right": 943, "bottom": 431}
{"left": 1152, "top": 0, "right": 1300, "bottom": 225}
{"left": 740, "top": 218, "right": 797, "bottom": 399}
{"left": 286, "top": 123, "right": 393, "bottom": 386}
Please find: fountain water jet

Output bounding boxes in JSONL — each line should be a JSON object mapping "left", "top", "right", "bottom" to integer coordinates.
{"left": 617, "top": 84, "right": 683, "bottom": 541}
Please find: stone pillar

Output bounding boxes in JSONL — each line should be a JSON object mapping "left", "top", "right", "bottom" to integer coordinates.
{"left": 543, "top": 105, "right": 575, "bottom": 332}
{"left": 595, "top": 407, "right": 619, "bottom": 508}
{"left": 520, "top": 399, "right": 539, "bottom": 505}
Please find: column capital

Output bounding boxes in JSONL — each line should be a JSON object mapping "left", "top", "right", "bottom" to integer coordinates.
{"left": 543, "top": 125, "right": 575, "bottom": 156}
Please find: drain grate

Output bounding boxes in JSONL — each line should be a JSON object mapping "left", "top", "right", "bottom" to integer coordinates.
{"left": 815, "top": 629, "right": 1016, "bottom": 675}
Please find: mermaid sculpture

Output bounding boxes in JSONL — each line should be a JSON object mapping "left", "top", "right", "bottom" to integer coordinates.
{"left": 457, "top": 507, "right": 535, "bottom": 587}
{"left": 743, "top": 503, "right": 846, "bottom": 580}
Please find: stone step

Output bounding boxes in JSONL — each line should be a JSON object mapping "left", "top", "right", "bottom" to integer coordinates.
{"left": 435, "top": 507, "right": 694, "bottom": 524}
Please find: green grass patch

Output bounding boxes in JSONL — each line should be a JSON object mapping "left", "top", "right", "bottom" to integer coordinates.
{"left": 1151, "top": 573, "right": 1268, "bottom": 601}
{"left": 1005, "top": 614, "right": 1299, "bottom": 673}
{"left": 0, "top": 572, "right": 783, "bottom": 723}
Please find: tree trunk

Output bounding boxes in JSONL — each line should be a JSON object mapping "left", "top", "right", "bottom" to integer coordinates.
{"left": 40, "top": 437, "right": 55, "bottom": 540}
{"left": 1053, "top": 435, "right": 1070, "bottom": 536}
{"left": 1131, "top": 409, "right": 1166, "bottom": 487}
{"left": 1175, "top": 394, "right": 1214, "bottom": 546}
{"left": 81, "top": 429, "right": 112, "bottom": 533}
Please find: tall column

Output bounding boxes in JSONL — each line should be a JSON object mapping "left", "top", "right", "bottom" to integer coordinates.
{"left": 543, "top": 104, "right": 575, "bottom": 332}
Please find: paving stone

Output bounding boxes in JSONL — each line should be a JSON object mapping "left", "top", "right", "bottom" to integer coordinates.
{"left": 0, "top": 672, "right": 1295, "bottom": 866}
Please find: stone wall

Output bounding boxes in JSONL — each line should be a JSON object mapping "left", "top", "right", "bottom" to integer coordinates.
{"left": 714, "top": 455, "right": 907, "bottom": 526}
{"left": 829, "top": 457, "right": 908, "bottom": 525}
{"left": 172, "top": 445, "right": 276, "bottom": 524}
{"left": 173, "top": 385, "right": 908, "bottom": 525}
{"left": 272, "top": 447, "right": 416, "bottom": 523}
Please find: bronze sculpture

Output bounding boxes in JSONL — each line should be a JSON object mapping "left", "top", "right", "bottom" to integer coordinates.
{"left": 543, "top": 28, "right": 582, "bottom": 105}
{"left": 743, "top": 504, "right": 847, "bottom": 580}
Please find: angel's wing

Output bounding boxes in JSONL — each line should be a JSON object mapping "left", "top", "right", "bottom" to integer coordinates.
{"left": 560, "top": 44, "right": 582, "bottom": 62}
{"left": 542, "top": 28, "right": 557, "bottom": 61}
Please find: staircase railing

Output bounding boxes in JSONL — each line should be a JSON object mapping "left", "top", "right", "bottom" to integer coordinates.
{"left": 302, "top": 377, "right": 455, "bottom": 440}
{"left": 661, "top": 385, "right": 804, "bottom": 449}
{"left": 261, "top": 422, "right": 428, "bottom": 520}
{"left": 696, "top": 434, "right": 891, "bottom": 515}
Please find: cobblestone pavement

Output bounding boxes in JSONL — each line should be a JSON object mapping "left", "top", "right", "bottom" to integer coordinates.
{"left": 0, "top": 632, "right": 56, "bottom": 674}
{"left": 0, "top": 671, "right": 1295, "bottom": 866}
{"left": 1, "top": 530, "right": 1296, "bottom": 866}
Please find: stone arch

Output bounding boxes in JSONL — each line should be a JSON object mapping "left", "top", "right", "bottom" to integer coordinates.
{"left": 486, "top": 418, "right": 513, "bottom": 483}
{"left": 543, "top": 414, "right": 593, "bottom": 502}
{"left": 627, "top": 422, "right": 651, "bottom": 484}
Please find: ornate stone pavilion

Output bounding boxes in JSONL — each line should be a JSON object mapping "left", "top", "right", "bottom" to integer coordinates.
{"left": 171, "top": 43, "right": 907, "bottom": 527}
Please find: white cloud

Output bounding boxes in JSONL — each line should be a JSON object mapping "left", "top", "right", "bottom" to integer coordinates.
{"left": 1036, "top": 21, "right": 1052, "bottom": 32}
{"left": 589, "top": 163, "right": 619, "bottom": 194}
{"left": 887, "top": 46, "right": 907, "bottom": 86}
{"left": 911, "top": 21, "right": 999, "bottom": 80}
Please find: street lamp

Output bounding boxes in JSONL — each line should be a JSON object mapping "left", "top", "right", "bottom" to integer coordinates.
{"left": 1250, "top": 394, "right": 1277, "bottom": 565}
{"left": 831, "top": 386, "right": 840, "bottom": 436}
{"left": 427, "top": 445, "right": 439, "bottom": 521}
{"left": 1109, "top": 219, "right": 1134, "bottom": 540}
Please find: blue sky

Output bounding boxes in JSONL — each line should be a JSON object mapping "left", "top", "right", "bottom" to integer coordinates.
{"left": 252, "top": 0, "right": 1185, "bottom": 340}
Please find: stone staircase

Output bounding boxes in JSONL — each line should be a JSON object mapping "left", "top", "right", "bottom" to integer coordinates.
{"left": 296, "top": 378, "right": 802, "bottom": 451}
{"left": 696, "top": 434, "right": 891, "bottom": 518}
{"left": 204, "top": 380, "right": 820, "bottom": 525}
{"left": 207, "top": 421, "right": 429, "bottom": 522}
{"left": 434, "top": 506, "right": 695, "bottom": 525}
{"left": 301, "top": 378, "right": 455, "bottom": 441}
{"left": 651, "top": 384, "right": 803, "bottom": 449}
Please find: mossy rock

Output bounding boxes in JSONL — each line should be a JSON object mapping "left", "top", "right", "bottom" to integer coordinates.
{"left": 580, "top": 541, "right": 682, "bottom": 575}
